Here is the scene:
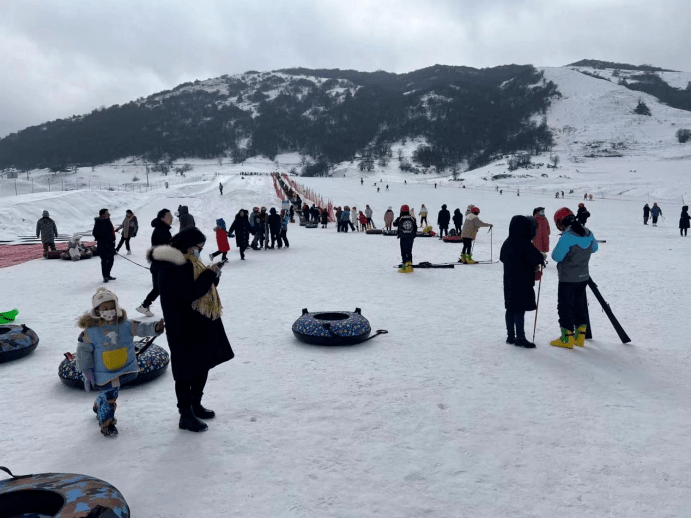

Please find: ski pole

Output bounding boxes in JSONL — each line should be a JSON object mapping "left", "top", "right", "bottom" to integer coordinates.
{"left": 532, "top": 265, "right": 543, "bottom": 343}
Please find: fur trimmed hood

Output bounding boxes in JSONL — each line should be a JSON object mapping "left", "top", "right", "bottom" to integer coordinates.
{"left": 147, "top": 244, "right": 187, "bottom": 266}
{"left": 77, "top": 309, "right": 128, "bottom": 329}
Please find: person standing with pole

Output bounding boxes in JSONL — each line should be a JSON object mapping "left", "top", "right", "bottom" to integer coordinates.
{"left": 500, "top": 215, "right": 544, "bottom": 348}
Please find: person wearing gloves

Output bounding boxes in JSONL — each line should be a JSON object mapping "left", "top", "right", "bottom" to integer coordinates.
{"left": 459, "top": 206, "right": 492, "bottom": 264}
{"left": 210, "top": 218, "right": 230, "bottom": 261}
{"left": 393, "top": 205, "right": 417, "bottom": 273}
{"left": 550, "top": 207, "right": 598, "bottom": 349}
{"left": 437, "top": 204, "right": 450, "bottom": 238}
{"left": 36, "top": 210, "right": 58, "bottom": 252}
{"left": 115, "top": 210, "right": 139, "bottom": 255}
{"left": 76, "top": 287, "right": 164, "bottom": 437}
{"left": 531, "top": 207, "right": 551, "bottom": 261}
{"left": 148, "top": 227, "right": 234, "bottom": 433}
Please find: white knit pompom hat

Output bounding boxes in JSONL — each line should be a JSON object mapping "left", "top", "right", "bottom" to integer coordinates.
{"left": 90, "top": 287, "right": 122, "bottom": 318}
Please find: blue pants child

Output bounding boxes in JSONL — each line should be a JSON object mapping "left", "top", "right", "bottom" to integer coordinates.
{"left": 92, "top": 373, "right": 138, "bottom": 429}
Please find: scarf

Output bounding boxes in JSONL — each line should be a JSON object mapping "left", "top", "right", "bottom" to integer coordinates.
{"left": 184, "top": 253, "right": 223, "bottom": 321}
{"left": 122, "top": 215, "right": 132, "bottom": 238}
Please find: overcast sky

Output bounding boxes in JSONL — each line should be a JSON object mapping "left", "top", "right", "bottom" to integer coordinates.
{"left": 1, "top": 0, "right": 689, "bottom": 138}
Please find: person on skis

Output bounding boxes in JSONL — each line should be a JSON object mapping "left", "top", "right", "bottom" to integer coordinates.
{"left": 393, "top": 205, "right": 417, "bottom": 273}
{"left": 650, "top": 203, "right": 663, "bottom": 226}
{"left": 459, "top": 206, "right": 492, "bottom": 264}
{"left": 550, "top": 207, "right": 598, "bottom": 349}
{"left": 532, "top": 207, "right": 550, "bottom": 261}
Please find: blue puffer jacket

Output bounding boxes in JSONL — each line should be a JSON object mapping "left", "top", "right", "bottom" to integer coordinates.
{"left": 552, "top": 227, "right": 598, "bottom": 283}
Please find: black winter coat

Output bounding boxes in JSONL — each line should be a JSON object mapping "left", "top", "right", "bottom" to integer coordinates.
{"left": 229, "top": 215, "right": 251, "bottom": 247}
{"left": 576, "top": 207, "right": 590, "bottom": 225}
{"left": 150, "top": 245, "right": 234, "bottom": 382}
{"left": 643, "top": 205, "right": 650, "bottom": 217}
{"left": 393, "top": 214, "right": 417, "bottom": 239}
{"left": 267, "top": 211, "right": 282, "bottom": 232}
{"left": 452, "top": 210, "right": 463, "bottom": 227}
{"left": 150, "top": 218, "right": 173, "bottom": 246}
{"left": 679, "top": 207, "right": 690, "bottom": 229}
{"left": 500, "top": 216, "right": 545, "bottom": 312}
{"left": 92, "top": 217, "right": 116, "bottom": 257}
{"left": 437, "top": 207, "right": 451, "bottom": 227}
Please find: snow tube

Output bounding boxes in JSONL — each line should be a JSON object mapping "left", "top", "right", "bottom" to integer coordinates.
{"left": 305, "top": 223, "right": 318, "bottom": 228}
{"left": 43, "top": 250, "right": 64, "bottom": 259}
{"left": 442, "top": 235, "right": 464, "bottom": 243}
{"left": 0, "top": 466, "right": 130, "bottom": 517}
{"left": 365, "top": 229, "right": 382, "bottom": 234}
{"left": 416, "top": 232, "right": 434, "bottom": 237}
{"left": 382, "top": 230, "right": 397, "bottom": 236}
{"left": 58, "top": 341, "right": 169, "bottom": 389}
{"left": 0, "top": 324, "right": 39, "bottom": 362}
{"left": 292, "top": 308, "right": 372, "bottom": 346}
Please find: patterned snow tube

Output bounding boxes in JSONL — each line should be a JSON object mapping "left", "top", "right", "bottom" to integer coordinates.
{"left": 365, "top": 229, "right": 383, "bottom": 234}
{"left": 442, "top": 235, "right": 464, "bottom": 243}
{"left": 58, "top": 343, "right": 170, "bottom": 389}
{"left": 305, "top": 223, "right": 318, "bottom": 228}
{"left": 0, "top": 468, "right": 130, "bottom": 517}
{"left": 292, "top": 308, "right": 372, "bottom": 346}
{"left": 382, "top": 230, "right": 397, "bottom": 236}
{"left": 0, "top": 324, "right": 39, "bottom": 362}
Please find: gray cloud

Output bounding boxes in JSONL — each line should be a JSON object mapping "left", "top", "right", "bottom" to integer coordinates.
{"left": 0, "top": 0, "right": 689, "bottom": 137}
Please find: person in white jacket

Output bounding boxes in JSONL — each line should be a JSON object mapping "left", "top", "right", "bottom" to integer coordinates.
{"left": 419, "top": 204, "right": 428, "bottom": 226}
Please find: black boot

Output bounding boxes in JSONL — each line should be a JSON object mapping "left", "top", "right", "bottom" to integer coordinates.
{"left": 506, "top": 336, "right": 515, "bottom": 345}
{"left": 192, "top": 398, "right": 215, "bottom": 420}
{"left": 515, "top": 338, "right": 536, "bottom": 348}
{"left": 179, "top": 406, "right": 208, "bottom": 432}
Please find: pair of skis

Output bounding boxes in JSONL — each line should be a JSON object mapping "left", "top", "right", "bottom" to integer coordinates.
{"left": 393, "top": 260, "right": 498, "bottom": 268}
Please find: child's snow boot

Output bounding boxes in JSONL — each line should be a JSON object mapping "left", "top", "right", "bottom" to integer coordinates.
{"left": 465, "top": 254, "right": 477, "bottom": 264}
{"left": 574, "top": 324, "right": 588, "bottom": 347}
{"left": 179, "top": 406, "right": 208, "bottom": 432}
{"left": 192, "top": 397, "right": 216, "bottom": 420}
{"left": 550, "top": 328, "right": 575, "bottom": 349}
{"left": 100, "top": 423, "right": 118, "bottom": 437}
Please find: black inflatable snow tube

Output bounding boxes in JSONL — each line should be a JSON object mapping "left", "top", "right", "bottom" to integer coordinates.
{"left": 0, "top": 324, "right": 39, "bottom": 362}
{"left": 292, "top": 308, "right": 372, "bottom": 346}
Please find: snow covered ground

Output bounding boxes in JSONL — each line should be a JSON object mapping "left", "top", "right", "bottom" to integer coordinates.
{"left": 0, "top": 169, "right": 689, "bottom": 517}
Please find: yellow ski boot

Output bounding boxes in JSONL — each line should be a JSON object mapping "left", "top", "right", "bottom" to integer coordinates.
{"left": 405, "top": 261, "right": 414, "bottom": 273}
{"left": 550, "top": 328, "right": 574, "bottom": 349}
{"left": 458, "top": 253, "right": 467, "bottom": 264}
{"left": 574, "top": 324, "right": 588, "bottom": 347}
{"left": 465, "top": 254, "right": 477, "bottom": 264}
{"left": 398, "top": 263, "right": 408, "bottom": 273}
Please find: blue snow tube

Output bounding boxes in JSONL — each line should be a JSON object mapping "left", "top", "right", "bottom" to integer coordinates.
{"left": 58, "top": 341, "right": 170, "bottom": 389}
{"left": 0, "top": 466, "right": 130, "bottom": 517}
{"left": 0, "top": 324, "right": 39, "bottom": 362}
{"left": 292, "top": 308, "right": 386, "bottom": 346}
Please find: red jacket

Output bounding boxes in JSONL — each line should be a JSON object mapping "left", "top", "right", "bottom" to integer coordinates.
{"left": 532, "top": 215, "right": 550, "bottom": 252}
{"left": 358, "top": 213, "right": 367, "bottom": 225}
{"left": 215, "top": 227, "right": 230, "bottom": 252}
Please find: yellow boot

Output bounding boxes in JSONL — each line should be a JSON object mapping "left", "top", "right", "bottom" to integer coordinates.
{"left": 458, "top": 253, "right": 467, "bottom": 264}
{"left": 398, "top": 263, "right": 407, "bottom": 273}
{"left": 574, "top": 325, "right": 588, "bottom": 347}
{"left": 465, "top": 254, "right": 477, "bottom": 264}
{"left": 405, "top": 261, "right": 414, "bottom": 273}
{"left": 550, "top": 328, "right": 574, "bottom": 349}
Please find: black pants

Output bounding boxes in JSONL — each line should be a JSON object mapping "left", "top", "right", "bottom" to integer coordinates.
{"left": 439, "top": 226, "right": 448, "bottom": 237}
{"left": 279, "top": 229, "right": 289, "bottom": 247}
{"left": 100, "top": 253, "right": 114, "bottom": 278}
{"left": 210, "top": 250, "right": 227, "bottom": 261}
{"left": 238, "top": 243, "right": 247, "bottom": 259}
{"left": 143, "top": 271, "right": 159, "bottom": 308}
{"left": 681, "top": 228, "right": 688, "bottom": 236}
{"left": 366, "top": 217, "right": 373, "bottom": 229}
{"left": 116, "top": 236, "right": 131, "bottom": 252}
{"left": 270, "top": 231, "right": 279, "bottom": 248}
{"left": 42, "top": 242, "right": 56, "bottom": 252}
{"left": 420, "top": 216, "right": 428, "bottom": 226}
{"left": 462, "top": 237, "right": 473, "bottom": 255}
{"left": 455, "top": 224, "right": 462, "bottom": 234}
{"left": 175, "top": 371, "right": 209, "bottom": 409}
{"left": 505, "top": 310, "right": 526, "bottom": 340}
{"left": 557, "top": 281, "right": 589, "bottom": 331}
{"left": 400, "top": 238, "right": 414, "bottom": 264}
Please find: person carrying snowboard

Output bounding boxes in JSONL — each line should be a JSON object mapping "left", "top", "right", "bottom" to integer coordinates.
{"left": 679, "top": 206, "right": 690, "bottom": 236}
{"left": 550, "top": 207, "right": 598, "bottom": 349}
{"left": 500, "top": 215, "right": 545, "bottom": 348}
{"left": 394, "top": 205, "right": 417, "bottom": 273}
{"left": 76, "top": 287, "right": 164, "bottom": 437}
{"left": 532, "top": 207, "right": 550, "bottom": 261}
{"left": 459, "top": 206, "right": 492, "bottom": 264}
{"left": 650, "top": 202, "right": 662, "bottom": 226}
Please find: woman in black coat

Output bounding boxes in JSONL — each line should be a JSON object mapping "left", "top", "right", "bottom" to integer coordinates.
{"left": 148, "top": 227, "right": 234, "bottom": 432}
{"left": 679, "top": 205, "right": 690, "bottom": 236}
{"left": 499, "top": 215, "right": 545, "bottom": 348}
{"left": 452, "top": 208, "right": 463, "bottom": 234}
{"left": 229, "top": 209, "right": 251, "bottom": 259}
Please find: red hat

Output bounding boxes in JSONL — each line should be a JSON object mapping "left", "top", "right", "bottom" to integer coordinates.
{"left": 554, "top": 207, "right": 574, "bottom": 230}
{"left": 471, "top": 206, "right": 480, "bottom": 214}
{"left": 578, "top": 203, "right": 585, "bottom": 208}
{"left": 400, "top": 204, "right": 410, "bottom": 213}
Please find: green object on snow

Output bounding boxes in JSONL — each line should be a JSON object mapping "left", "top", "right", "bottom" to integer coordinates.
{"left": 0, "top": 309, "right": 19, "bottom": 324}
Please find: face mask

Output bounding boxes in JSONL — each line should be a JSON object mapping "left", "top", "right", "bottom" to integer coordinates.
{"left": 174, "top": 211, "right": 180, "bottom": 217}
{"left": 193, "top": 249, "right": 201, "bottom": 258}
{"left": 539, "top": 211, "right": 545, "bottom": 217}
{"left": 100, "top": 309, "right": 117, "bottom": 321}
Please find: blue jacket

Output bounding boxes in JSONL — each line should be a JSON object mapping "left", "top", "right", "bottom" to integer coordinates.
{"left": 552, "top": 227, "right": 598, "bottom": 283}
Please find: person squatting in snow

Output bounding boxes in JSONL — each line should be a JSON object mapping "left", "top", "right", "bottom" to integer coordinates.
{"left": 394, "top": 204, "right": 417, "bottom": 273}
{"left": 500, "top": 215, "right": 545, "bottom": 349}
{"left": 550, "top": 207, "right": 598, "bottom": 349}
{"left": 76, "top": 287, "right": 164, "bottom": 437}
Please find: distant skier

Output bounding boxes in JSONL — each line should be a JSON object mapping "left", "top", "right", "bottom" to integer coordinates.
{"left": 517, "top": 189, "right": 520, "bottom": 197}
{"left": 386, "top": 184, "right": 389, "bottom": 191}
{"left": 561, "top": 191, "right": 565, "bottom": 198}
{"left": 394, "top": 205, "right": 417, "bottom": 273}
{"left": 459, "top": 206, "right": 492, "bottom": 264}
{"left": 643, "top": 203, "right": 650, "bottom": 225}
{"left": 219, "top": 182, "right": 223, "bottom": 195}
{"left": 500, "top": 215, "right": 545, "bottom": 348}
{"left": 532, "top": 207, "right": 550, "bottom": 261}
{"left": 576, "top": 203, "right": 590, "bottom": 225}
{"left": 650, "top": 203, "right": 663, "bottom": 226}
{"left": 550, "top": 207, "right": 598, "bottom": 349}
{"left": 679, "top": 206, "right": 690, "bottom": 236}
{"left": 437, "top": 204, "right": 450, "bottom": 238}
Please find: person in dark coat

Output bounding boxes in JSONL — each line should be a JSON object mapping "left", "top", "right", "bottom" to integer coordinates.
{"left": 177, "top": 205, "right": 196, "bottom": 232}
{"left": 650, "top": 203, "right": 663, "bottom": 226}
{"left": 643, "top": 203, "right": 650, "bottom": 225}
{"left": 500, "top": 215, "right": 545, "bottom": 348}
{"left": 228, "top": 209, "right": 251, "bottom": 259}
{"left": 679, "top": 205, "right": 690, "bottom": 236}
{"left": 36, "top": 210, "right": 58, "bottom": 252}
{"left": 148, "top": 227, "right": 233, "bottom": 433}
{"left": 393, "top": 205, "right": 417, "bottom": 272}
{"left": 452, "top": 208, "right": 463, "bottom": 235}
{"left": 92, "top": 208, "right": 117, "bottom": 283}
{"left": 437, "top": 204, "right": 451, "bottom": 238}
{"left": 267, "top": 208, "right": 282, "bottom": 249}
{"left": 576, "top": 203, "right": 590, "bottom": 225}
{"left": 137, "top": 208, "right": 173, "bottom": 316}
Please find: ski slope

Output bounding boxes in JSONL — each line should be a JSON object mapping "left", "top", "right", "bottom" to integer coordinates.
{"left": 0, "top": 173, "right": 689, "bottom": 517}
